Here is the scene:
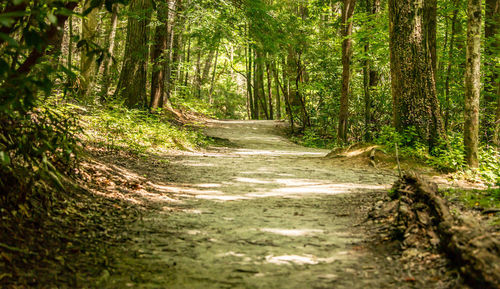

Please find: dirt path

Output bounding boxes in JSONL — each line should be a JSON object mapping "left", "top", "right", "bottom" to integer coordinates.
{"left": 101, "top": 120, "right": 446, "bottom": 288}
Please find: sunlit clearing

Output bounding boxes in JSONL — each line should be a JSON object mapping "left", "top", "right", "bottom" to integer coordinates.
{"left": 260, "top": 228, "right": 324, "bottom": 237}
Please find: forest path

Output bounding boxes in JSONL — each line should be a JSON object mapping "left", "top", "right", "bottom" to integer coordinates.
{"left": 103, "top": 120, "right": 425, "bottom": 288}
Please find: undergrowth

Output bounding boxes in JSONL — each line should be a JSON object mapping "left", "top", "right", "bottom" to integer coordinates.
{"left": 292, "top": 125, "right": 499, "bottom": 186}
{"left": 375, "top": 126, "right": 500, "bottom": 186}
{"left": 83, "top": 104, "right": 213, "bottom": 155}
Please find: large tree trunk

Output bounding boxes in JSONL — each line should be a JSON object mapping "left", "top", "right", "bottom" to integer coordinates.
{"left": 150, "top": 1, "right": 170, "bottom": 110}
{"left": 79, "top": 0, "right": 99, "bottom": 97}
{"left": 484, "top": 0, "right": 499, "bottom": 144}
{"left": 464, "top": 0, "right": 482, "bottom": 167}
{"left": 115, "top": 0, "right": 152, "bottom": 108}
{"left": 338, "top": 0, "right": 356, "bottom": 143}
{"left": 388, "top": 0, "right": 444, "bottom": 151}
{"left": 99, "top": 4, "right": 119, "bottom": 100}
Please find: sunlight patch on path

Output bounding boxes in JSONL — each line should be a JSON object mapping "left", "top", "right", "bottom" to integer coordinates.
{"left": 260, "top": 228, "right": 324, "bottom": 237}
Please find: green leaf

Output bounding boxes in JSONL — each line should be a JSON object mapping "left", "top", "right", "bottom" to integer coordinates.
{"left": 0, "top": 151, "right": 10, "bottom": 166}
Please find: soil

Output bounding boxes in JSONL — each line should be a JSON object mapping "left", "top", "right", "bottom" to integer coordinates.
{"left": 89, "top": 120, "right": 457, "bottom": 288}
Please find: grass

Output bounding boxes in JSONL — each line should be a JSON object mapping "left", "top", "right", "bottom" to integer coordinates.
{"left": 442, "top": 187, "right": 500, "bottom": 226}
{"left": 82, "top": 104, "right": 213, "bottom": 155}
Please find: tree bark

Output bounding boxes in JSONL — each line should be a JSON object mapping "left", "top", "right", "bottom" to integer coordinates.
{"left": 115, "top": 0, "right": 152, "bottom": 108}
{"left": 80, "top": 0, "right": 99, "bottom": 97}
{"left": 464, "top": 0, "right": 482, "bottom": 167}
{"left": 150, "top": 1, "right": 170, "bottom": 110}
{"left": 484, "top": 0, "right": 499, "bottom": 144}
{"left": 266, "top": 60, "right": 274, "bottom": 120}
{"left": 99, "top": 4, "right": 119, "bottom": 100}
{"left": 388, "top": 0, "right": 444, "bottom": 150}
{"left": 255, "top": 49, "right": 268, "bottom": 119}
{"left": 338, "top": 0, "right": 356, "bottom": 143}
{"left": 444, "top": 1, "right": 459, "bottom": 132}
{"left": 275, "top": 61, "right": 281, "bottom": 120}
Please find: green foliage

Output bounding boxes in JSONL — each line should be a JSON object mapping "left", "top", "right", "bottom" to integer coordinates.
{"left": 375, "top": 126, "right": 500, "bottom": 185}
{"left": 83, "top": 104, "right": 212, "bottom": 155}
{"left": 443, "top": 187, "right": 500, "bottom": 214}
{"left": 0, "top": 98, "right": 81, "bottom": 205}
{"left": 291, "top": 128, "right": 335, "bottom": 149}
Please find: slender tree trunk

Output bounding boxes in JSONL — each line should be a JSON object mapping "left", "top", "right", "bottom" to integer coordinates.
{"left": 246, "top": 41, "right": 254, "bottom": 119}
{"left": 202, "top": 43, "right": 217, "bottom": 85}
{"left": 255, "top": 49, "right": 268, "bottom": 119}
{"left": 444, "top": 2, "right": 459, "bottom": 132}
{"left": 278, "top": 56, "right": 294, "bottom": 131}
{"left": 115, "top": 0, "right": 152, "bottom": 107}
{"left": 163, "top": 0, "right": 178, "bottom": 107}
{"left": 64, "top": 14, "right": 74, "bottom": 97}
{"left": 79, "top": 0, "right": 99, "bottom": 97}
{"left": 150, "top": 1, "right": 170, "bottom": 109}
{"left": 338, "top": 0, "right": 356, "bottom": 143}
{"left": 266, "top": 60, "right": 274, "bottom": 120}
{"left": 184, "top": 30, "right": 191, "bottom": 87}
{"left": 195, "top": 48, "right": 203, "bottom": 97}
{"left": 208, "top": 45, "right": 219, "bottom": 102}
{"left": 170, "top": 0, "right": 184, "bottom": 92}
{"left": 388, "top": 0, "right": 444, "bottom": 150}
{"left": 275, "top": 61, "right": 281, "bottom": 120}
{"left": 362, "top": 0, "right": 380, "bottom": 141}
{"left": 99, "top": 4, "right": 119, "bottom": 100}
{"left": 464, "top": 0, "right": 482, "bottom": 167}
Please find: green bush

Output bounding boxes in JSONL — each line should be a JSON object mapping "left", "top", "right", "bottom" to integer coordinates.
{"left": 0, "top": 98, "right": 81, "bottom": 206}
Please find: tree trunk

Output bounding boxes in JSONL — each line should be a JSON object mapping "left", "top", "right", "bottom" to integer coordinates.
{"left": 79, "top": 0, "right": 99, "bottom": 97}
{"left": 275, "top": 61, "right": 281, "bottom": 120}
{"left": 150, "top": 1, "right": 170, "bottom": 110}
{"left": 444, "top": 1, "right": 459, "bottom": 132}
{"left": 163, "top": 0, "right": 178, "bottom": 107}
{"left": 266, "top": 60, "right": 274, "bottom": 120}
{"left": 338, "top": 0, "right": 356, "bottom": 143}
{"left": 363, "top": 0, "right": 380, "bottom": 141}
{"left": 246, "top": 41, "right": 254, "bottom": 119}
{"left": 99, "top": 4, "right": 119, "bottom": 100}
{"left": 208, "top": 45, "right": 219, "bottom": 102}
{"left": 255, "top": 49, "right": 268, "bottom": 119}
{"left": 388, "top": 0, "right": 444, "bottom": 151}
{"left": 484, "top": 0, "right": 499, "bottom": 143}
{"left": 464, "top": 0, "right": 482, "bottom": 167}
{"left": 115, "top": 0, "right": 152, "bottom": 108}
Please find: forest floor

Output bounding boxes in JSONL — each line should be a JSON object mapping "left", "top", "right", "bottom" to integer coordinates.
{"left": 80, "top": 119, "right": 464, "bottom": 288}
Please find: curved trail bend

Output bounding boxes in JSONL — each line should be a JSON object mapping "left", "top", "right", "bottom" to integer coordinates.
{"left": 105, "top": 120, "right": 423, "bottom": 288}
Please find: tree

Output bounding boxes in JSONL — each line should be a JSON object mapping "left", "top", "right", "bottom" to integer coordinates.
{"left": 484, "top": 0, "right": 499, "bottom": 145}
{"left": 338, "top": 0, "right": 356, "bottom": 143}
{"left": 80, "top": 0, "right": 99, "bottom": 97}
{"left": 150, "top": 0, "right": 172, "bottom": 110}
{"left": 99, "top": 4, "right": 119, "bottom": 100}
{"left": 464, "top": 0, "right": 482, "bottom": 167}
{"left": 115, "top": 0, "right": 152, "bottom": 107}
{"left": 388, "top": 0, "right": 444, "bottom": 150}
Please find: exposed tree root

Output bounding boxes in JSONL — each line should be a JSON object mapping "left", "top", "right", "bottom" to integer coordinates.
{"left": 385, "top": 172, "right": 500, "bottom": 289}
